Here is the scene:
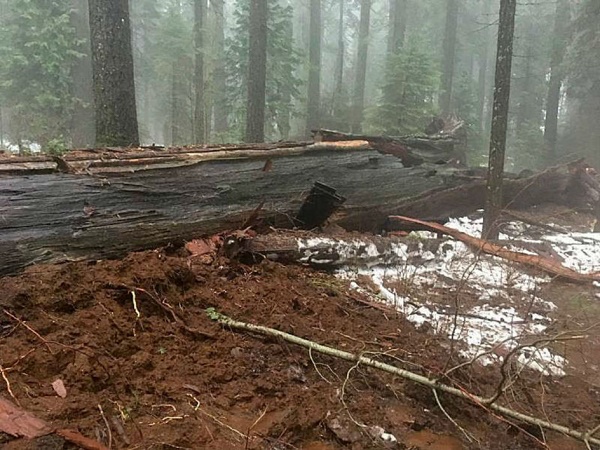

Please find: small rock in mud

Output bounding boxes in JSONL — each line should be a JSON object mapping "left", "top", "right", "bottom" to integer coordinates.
{"left": 326, "top": 415, "right": 362, "bottom": 443}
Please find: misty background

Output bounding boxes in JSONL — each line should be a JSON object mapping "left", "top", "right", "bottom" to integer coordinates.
{"left": 0, "top": 0, "right": 597, "bottom": 170}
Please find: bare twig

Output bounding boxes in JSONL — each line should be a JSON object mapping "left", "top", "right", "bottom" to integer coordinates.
{"left": 432, "top": 388, "right": 477, "bottom": 444}
{"left": 187, "top": 394, "right": 244, "bottom": 442}
{"left": 0, "top": 363, "right": 18, "bottom": 405}
{"left": 245, "top": 407, "right": 268, "bottom": 449}
{"left": 98, "top": 404, "right": 112, "bottom": 449}
{"left": 207, "top": 309, "right": 600, "bottom": 447}
{"left": 3, "top": 309, "right": 53, "bottom": 354}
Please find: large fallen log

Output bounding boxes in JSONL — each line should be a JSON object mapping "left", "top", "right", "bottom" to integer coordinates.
{"left": 0, "top": 138, "right": 597, "bottom": 276}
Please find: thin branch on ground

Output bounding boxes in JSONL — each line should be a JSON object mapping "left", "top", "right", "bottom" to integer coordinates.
{"left": 206, "top": 309, "right": 600, "bottom": 447}
{"left": 187, "top": 394, "right": 245, "bottom": 442}
{"left": 98, "top": 404, "right": 113, "bottom": 450}
{"left": 3, "top": 309, "right": 54, "bottom": 354}
{"left": 0, "top": 363, "right": 19, "bottom": 405}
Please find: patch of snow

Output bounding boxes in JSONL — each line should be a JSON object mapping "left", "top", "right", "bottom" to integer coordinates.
{"left": 330, "top": 215, "right": 589, "bottom": 377}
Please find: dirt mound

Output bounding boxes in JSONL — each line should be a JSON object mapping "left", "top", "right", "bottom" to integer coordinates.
{"left": 0, "top": 250, "right": 593, "bottom": 449}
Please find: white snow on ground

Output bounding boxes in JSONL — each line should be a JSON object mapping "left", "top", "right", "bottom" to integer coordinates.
{"left": 298, "top": 217, "right": 600, "bottom": 377}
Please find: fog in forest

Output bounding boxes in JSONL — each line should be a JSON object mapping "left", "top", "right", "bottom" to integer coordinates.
{"left": 0, "top": 0, "right": 598, "bottom": 170}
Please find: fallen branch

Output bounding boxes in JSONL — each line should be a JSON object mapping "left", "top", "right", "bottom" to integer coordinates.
{"left": 206, "top": 309, "right": 600, "bottom": 447}
{"left": 388, "top": 215, "right": 600, "bottom": 283}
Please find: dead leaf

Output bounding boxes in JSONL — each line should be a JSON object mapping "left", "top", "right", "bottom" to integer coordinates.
{"left": 52, "top": 379, "right": 67, "bottom": 398}
{"left": 185, "top": 239, "right": 215, "bottom": 257}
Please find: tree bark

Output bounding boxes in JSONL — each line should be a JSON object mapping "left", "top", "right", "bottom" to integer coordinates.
{"left": 305, "top": 0, "right": 322, "bottom": 137}
{"left": 440, "top": 0, "right": 459, "bottom": 114}
{"left": 387, "top": 0, "right": 407, "bottom": 55}
{"left": 544, "top": 0, "right": 570, "bottom": 161}
{"left": 331, "top": 0, "right": 345, "bottom": 118}
{"left": 515, "top": 28, "right": 540, "bottom": 136}
{"left": 477, "top": 0, "right": 492, "bottom": 134}
{"left": 70, "top": 0, "right": 95, "bottom": 148}
{"left": 0, "top": 144, "right": 459, "bottom": 275}
{"left": 88, "top": 0, "right": 139, "bottom": 147}
{"left": 351, "top": 0, "right": 371, "bottom": 133}
{"left": 482, "top": 0, "right": 517, "bottom": 239}
{"left": 194, "top": 0, "right": 206, "bottom": 144}
{"left": 245, "top": 0, "right": 268, "bottom": 143}
{"left": 211, "top": 0, "right": 228, "bottom": 136}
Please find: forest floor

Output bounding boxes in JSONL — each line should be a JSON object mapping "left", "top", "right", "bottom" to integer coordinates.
{"left": 2, "top": 206, "right": 600, "bottom": 450}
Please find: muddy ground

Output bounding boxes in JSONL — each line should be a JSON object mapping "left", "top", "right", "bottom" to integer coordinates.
{"left": 1, "top": 240, "right": 599, "bottom": 449}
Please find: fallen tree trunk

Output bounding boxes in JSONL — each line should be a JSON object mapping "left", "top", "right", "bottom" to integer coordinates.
{"left": 0, "top": 142, "right": 465, "bottom": 275}
{"left": 0, "top": 138, "right": 597, "bottom": 276}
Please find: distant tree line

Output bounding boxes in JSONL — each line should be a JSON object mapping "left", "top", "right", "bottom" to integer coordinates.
{"left": 0, "top": 0, "right": 598, "bottom": 170}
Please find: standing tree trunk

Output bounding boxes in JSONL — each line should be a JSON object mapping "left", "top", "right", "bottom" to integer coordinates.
{"left": 88, "top": 0, "right": 139, "bottom": 147}
{"left": 331, "top": 0, "right": 345, "bottom": 118}
{"left": 477, "top": 0, "right": 492, "bottom": 134}
{"left": 212, "top": 0, "right": 228, "bottom": 136}
{"left": 515, "top": 38, "right": 534, "bottom": 137}
{"left": 440, "top": 0, "right": 459, "bottom": 114}
{"left": 194, "top": 0, "right": 206, "bottom": 144}
{"left": 544, "top": 0, "right": 570, "bottom": 162}
{"left": 245, "top": 0, "right": 268, "bottom": 143}
{"left": 170, "top": 65, "right": 181, "bottom": 145}
{"left": 482, "top": 0, "right": 517, "bottom": 239}
{"left": 387, "top": 0, "right": 407, "bottom": 55}
{"left": 306, "top": 0, "right": 322, "bottom": 137}
{"left": 70, "top": 0, "right": 95, "bottom": 148}
{"left": 351, "top": 0, "right": 371, "bottom": 133}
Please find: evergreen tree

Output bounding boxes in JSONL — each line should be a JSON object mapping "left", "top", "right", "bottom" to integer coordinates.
{"left": 367, "top": 39, "right": 439, "bottom": 135}
{"left": 227, "top": 0, "right": 302, "bottom": 142}
{"left": 0, "top": 0, "right": 82, "bottom": 151}
{"left": 564, "top": 0, "right": 600, "bottom": 166}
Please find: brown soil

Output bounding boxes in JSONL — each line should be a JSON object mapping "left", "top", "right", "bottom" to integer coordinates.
{"left": 0, "top": 248, "right": 597, "bottom": 449}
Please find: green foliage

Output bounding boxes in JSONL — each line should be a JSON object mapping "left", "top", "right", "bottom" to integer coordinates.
{"left": 45, "top": 136, "right": 68, "bottom": 155}
{"left": 226, "top": 0, "right": 303, "bottom": 141}
{"left": 366, "top": 39, "right": 439, "bottom": 135}
{"left": 0, "top": 0, "right": 82, "bottom": 148}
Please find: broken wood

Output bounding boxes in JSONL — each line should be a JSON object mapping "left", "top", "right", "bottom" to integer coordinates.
{"left": 0, "top": 140, "right": 370, "bottom": 175}
{"left": 314, "top": 127, "right": 466, "bottom": 166}
{"left": 0, "top": 396, "right": 52, "bottom": 439}
{"left": 388, "top": 215, "right": 600, "bottom": 283}
{"left": 0, "top": 396, "right": 108, "bottom": 450}
{"left": 225, "top": 231, "right": 419, "bottom": 268}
